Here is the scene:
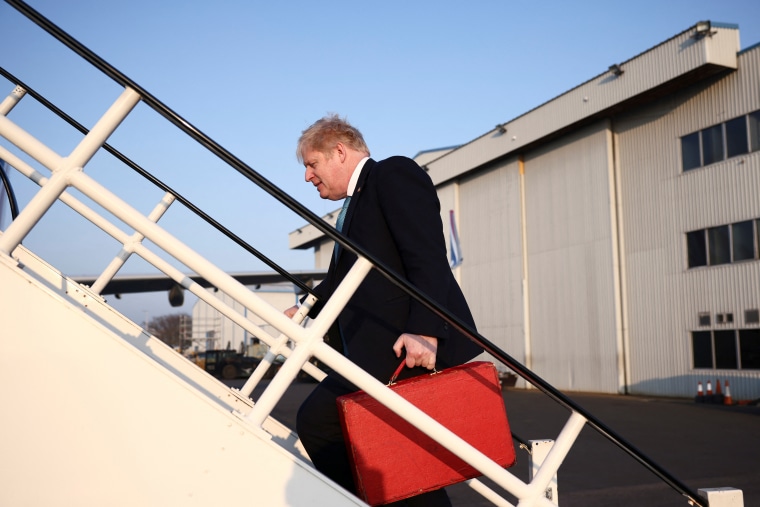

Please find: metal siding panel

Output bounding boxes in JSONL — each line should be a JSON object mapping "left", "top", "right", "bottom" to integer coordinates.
{"left": 617, "top": 47, "right": 760, "bottom": 398}
{"left": 457, "top": 161, "right": 525, "bottom": 372}
{"left": 524, "top": 122, "right": 620, "bottom": 393}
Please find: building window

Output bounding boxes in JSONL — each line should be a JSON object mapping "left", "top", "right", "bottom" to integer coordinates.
{"left": 725, "top": 116, "right": 749, "bottom": 158}
{"left": 692, "top": 329, "right": 760, "bottom": 370}
{"left": 749, "top": 111, "right": 760, "bottom": 152}
{"left": 687, "top": 216, "right": 760, "bottom": 269}
{"left": 681, "top": 110, "right": 760, "bottom": 172}
{"left": 687, "top": 230, "right": 707, "bottom": 268}
{"left": 681, "top": 132, "right": 701, "bottom": 171}
{"left": 714, "top": 330, "right": 738, "bottom": 369}
{"left": 739, "top": 330, "right": 760, "bottom": 369}
{"left": 746, "top": 309, "right": 760, "bottom": 325}
{"left": 701, "top": 124, "right": 724, "bottom": 165}
{"left": 698, "top": 312, "right": 711, "bottom": 326}
{"left": 732, "top": 220, "right": 755, "bottom": 261}
{"left": 692, "top": 331, "right": 713, "bottom": 368}
{"left": 707, "top": 225, "right": 730, "bottom": 265}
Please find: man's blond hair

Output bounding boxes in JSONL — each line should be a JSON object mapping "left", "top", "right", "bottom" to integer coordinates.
{"left": 297, "top": 114, "right": 370, "bottom": 163}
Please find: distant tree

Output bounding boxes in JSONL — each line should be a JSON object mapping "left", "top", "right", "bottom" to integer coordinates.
{"left": 149, "top": 313, "right": 192, "bottom": 351}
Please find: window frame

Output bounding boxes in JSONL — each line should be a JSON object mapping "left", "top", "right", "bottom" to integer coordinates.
{"left": 731, "top": 220, "right": 756, "bottom": 262}
{"left": 691, "top": 329, "right": 760, "bottom": 371}
{"left": 681, "top": 109, "right": 760, "bottom": 172}
{"left": 701, "top": 124, "right": 725, "bottom": 166}
{"left": 725, "top": 116, "right": 749, "bottom": 158}
{"left": 687, "top": 217, "right": 760, "bottom": 269}
{"left": 707, "top": 225, "right": 731, "bottom": 265}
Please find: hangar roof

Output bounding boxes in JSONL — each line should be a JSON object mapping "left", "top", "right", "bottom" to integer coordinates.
{"left": 422, "top": 21, "right": 740, "bottom": 185}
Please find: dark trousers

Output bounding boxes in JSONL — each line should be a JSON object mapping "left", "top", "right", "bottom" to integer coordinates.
{"left": 296, "top": 375, "right": 452, "bottom": 507}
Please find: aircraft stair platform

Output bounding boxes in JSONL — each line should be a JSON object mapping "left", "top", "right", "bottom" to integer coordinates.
{"left": 0, "top": 1, "right": 745, "bottom": 506}
{"left": 0, "top": 241, "right": 363, "bottom": 506}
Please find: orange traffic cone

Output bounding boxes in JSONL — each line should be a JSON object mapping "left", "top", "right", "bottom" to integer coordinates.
{"left": 724, "top": 380, "right": 733, "bottom": 406}
{"left": 706, "top": 380, "right": 713, "bottom": 395}
{"left": 695, "top": 381, "right": 704, "bottom": 403}
{"left": 706, "top": 379, "right": 714, "bottom": 403}
{"left": 715, "top": 379, "right": 725, "bottom": 404}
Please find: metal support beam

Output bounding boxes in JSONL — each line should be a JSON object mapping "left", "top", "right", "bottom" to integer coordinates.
{"left": 529, "top": 440, "right": 559, "bottom": 505}
{"left": 698, "top": 488, "right": 744, "bottom": 507}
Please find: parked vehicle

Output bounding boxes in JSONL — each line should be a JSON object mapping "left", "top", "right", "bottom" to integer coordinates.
{"left": 190, "top": 349, "right": 259, "bottom": 380}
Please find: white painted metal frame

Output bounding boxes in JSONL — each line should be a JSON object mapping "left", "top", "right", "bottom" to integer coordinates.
{"left": 0, "top": 82, "right": 589, "bottom": 507}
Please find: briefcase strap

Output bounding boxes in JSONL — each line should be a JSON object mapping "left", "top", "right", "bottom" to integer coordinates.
{"left": 388, "top": 359, "right": 440, "bottom": 386}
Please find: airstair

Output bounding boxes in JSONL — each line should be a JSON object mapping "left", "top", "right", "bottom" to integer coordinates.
{"left": 0, "top": 1, "right": 744, "bottom": 506}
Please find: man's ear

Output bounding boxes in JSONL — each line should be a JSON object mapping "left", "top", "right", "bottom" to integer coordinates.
{"left": 334, "top": 142, "right": 347, "bottom": 163}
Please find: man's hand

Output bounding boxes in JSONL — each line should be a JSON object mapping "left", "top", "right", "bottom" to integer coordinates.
{"left": 284, "top": 305, "right": 299, "bottom": 318}
{"left": 393, "top": 334, "right": 438, "bottom": 370}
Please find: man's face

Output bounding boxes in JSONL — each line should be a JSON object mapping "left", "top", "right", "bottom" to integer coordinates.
{"left": 302, "top": 146, "right": 348, "bottom": 201}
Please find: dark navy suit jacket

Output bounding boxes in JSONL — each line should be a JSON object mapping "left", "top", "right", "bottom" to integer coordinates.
{"left": 311, "top": 156, "right": 483, "bottom": 383}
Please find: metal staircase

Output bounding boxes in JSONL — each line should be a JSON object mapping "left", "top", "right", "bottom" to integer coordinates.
{"left": 0, "top": 1, "right": 744, "bottom": 506}
{"left": 1, "top": 239, "right": 362, "bottom": 506}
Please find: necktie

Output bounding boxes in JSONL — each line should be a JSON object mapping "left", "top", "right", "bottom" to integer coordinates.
{"left": 333, "top": 196, "right": 352, "bottom": 356}
{"left": 336, "top": 196, "right": 351, "bottom": 232}
{"left": 334, "top": 196, "right": 351, "bottom": 262}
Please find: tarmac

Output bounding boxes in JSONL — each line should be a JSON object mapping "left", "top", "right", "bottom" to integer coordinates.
{"left": 242, "top": 378, "right": 760, "bottom": 507}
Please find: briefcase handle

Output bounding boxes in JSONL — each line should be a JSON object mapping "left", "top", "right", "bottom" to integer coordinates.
{"left": 388, "top": 359, "right": 440, "bottom": 386}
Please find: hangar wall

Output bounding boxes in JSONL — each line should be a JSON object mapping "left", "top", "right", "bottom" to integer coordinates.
{"left": 455, "top": 160, "right": 526, "bottom": 378}
{"left": 616, "top": 46, "right": 760, "bottom": 397}
{"left": 521, "top": 122, "right": 622, "bottom": 393}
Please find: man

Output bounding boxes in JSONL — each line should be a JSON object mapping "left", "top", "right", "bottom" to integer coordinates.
{"left": 287, "top": 114, "right": 482, "bottom": 506}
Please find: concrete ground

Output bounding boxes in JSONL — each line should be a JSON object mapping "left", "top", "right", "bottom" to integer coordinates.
{"left": 243, "top": 379, "right": 759, "bottom": 507}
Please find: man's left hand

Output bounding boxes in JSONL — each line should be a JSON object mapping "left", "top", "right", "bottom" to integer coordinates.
{"left": 393, "top": 334, "right": 438, "bottom": 370}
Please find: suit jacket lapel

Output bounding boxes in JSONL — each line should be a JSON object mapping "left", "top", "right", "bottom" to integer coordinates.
{"left": 340, "top": 158, "right": 374, "bottom": 239}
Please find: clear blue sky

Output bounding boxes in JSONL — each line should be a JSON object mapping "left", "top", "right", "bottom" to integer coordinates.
{"left": 1, "top": 0, "right": 759, "bottom": 324}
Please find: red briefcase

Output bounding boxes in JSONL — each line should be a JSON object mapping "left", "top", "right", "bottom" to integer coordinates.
{"left": 336, "top": 361, "right": 516, "bottom": 506}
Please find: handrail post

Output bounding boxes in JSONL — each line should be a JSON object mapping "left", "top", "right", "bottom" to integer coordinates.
{"left": 90, "top": 191, "right": 176, "bottom": 294}
{"left": 0, "top": 163, "right": 73, "bottom": 255}
{"left": 528, "top": 440, "right": 559, "bottom": 505}
{"left": 246, "top": 259, "right": 373, "bottom": 427}
{"left": 0, "top": 84, "right": 26, "bottom": 115}
{"left": 238, "top": 294, "right": 321, "bottom": 397}
{"left": 524, "top": 412, "right": 586, "bottom": 502}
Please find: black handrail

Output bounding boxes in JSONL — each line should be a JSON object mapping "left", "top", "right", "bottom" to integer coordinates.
{"left": 0, "top": 66, "right": 314, "bottom": 296}
{"left": 0, "top": 157, "right": 20, "bottom": 220}
{"left": 3, "top": 1, "right": 706, "bottom": 505}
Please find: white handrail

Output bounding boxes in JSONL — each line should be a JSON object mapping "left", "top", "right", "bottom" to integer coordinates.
{"left": 0, "top": 84, "right": 26, "bottom": 115}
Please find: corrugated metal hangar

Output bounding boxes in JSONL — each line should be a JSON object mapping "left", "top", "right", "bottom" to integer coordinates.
{"left": 289, "top": 21, "right": 760, "bottom": 400}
